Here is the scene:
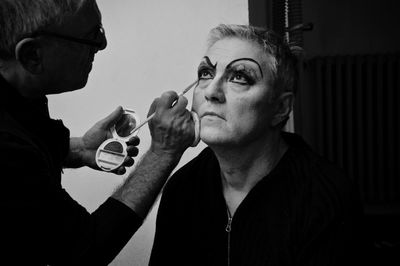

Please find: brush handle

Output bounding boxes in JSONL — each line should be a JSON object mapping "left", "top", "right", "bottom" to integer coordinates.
{"left": 129, "top": 80, "right": 198, "bottom": 135}
{"left": 129, "top": 113, "right": 155, "bottom": 134}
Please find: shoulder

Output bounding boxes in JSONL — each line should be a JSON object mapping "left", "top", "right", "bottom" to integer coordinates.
{"left": 0, "top": 111, "right": 41, "bottom": 154}
{"left": 282, "top": 132, "right": 358, "bottom": 215}
{"left": 0, "top": 111, "right": 50, "bottom": 177}
{"left": 283, "top": 132, "right": 351, "bottom": 187}
{"left": 167, "top": 147, "right": 215, "bottom": 185}
{"left": 161, "top": 147, "right": 217, "bottom": 196}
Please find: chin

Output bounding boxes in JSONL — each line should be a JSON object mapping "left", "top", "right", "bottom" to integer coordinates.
{"left": 66, "top": 78, "right": 89, "bottom": 92}
{"left": 44, "top": 76, "right": 88, "bottom": 95}
{"left": 53, "top": 85, "right": 85, "bottom": 94}
{"left": 200, "top": 128, "right": 230, "bottom": 146}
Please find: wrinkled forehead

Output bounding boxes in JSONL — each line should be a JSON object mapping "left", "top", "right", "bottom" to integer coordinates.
{"left": 46, "top": 0, "right": 101, "bottom": 36}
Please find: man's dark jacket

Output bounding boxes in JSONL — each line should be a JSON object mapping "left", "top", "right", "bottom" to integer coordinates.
{"left": 0, "top": 75, "right": 141, "bottom": 266}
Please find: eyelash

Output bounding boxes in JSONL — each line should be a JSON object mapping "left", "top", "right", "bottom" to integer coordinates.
{"left": 197, "top": 67, "right": 255, "bottom": 86}
{"left": 228, "top": 70, "right": 255, "bottom": 85}
{"left": 197, "top": 68, "right": 214, "bottom": 80}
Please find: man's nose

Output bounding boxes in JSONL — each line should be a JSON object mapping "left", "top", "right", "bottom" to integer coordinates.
{"left": 97, "top": 33, "right": 107, "bottom": 51}
{"left": 94, "top": 26, "right": 107, "bottom": 51}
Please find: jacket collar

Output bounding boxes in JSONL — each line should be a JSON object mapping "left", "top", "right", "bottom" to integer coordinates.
{"left": 0, "top": 74, "right": 70, "bottom": 166}
{"left": 0, "top": 74, "right": 50, "bottom": 124}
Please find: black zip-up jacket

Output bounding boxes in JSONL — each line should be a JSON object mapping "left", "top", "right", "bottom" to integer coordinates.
{"left": 150, "top": 133, "right": 364, "bottom": 266}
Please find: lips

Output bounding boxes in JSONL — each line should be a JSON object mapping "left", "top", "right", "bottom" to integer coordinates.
{"left": 201, "top": 111, "right": 225, "bottom": 120}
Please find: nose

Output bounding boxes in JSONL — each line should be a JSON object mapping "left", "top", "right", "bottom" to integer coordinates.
{"left": 94, "top": 26, "right": 107, "bottom": 52}
{"left": 99, "top": 36, "right": 107, "bottom": 51}
{"left": 204, "top": 76, "right": 225, "bottom": 103}
{"left": 97, "top": 32, "right": 107, "bottom": 51}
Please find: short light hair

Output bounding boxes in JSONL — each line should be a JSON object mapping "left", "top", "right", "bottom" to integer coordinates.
{"left": 207, "top": 24, "right": 298, "bottom": 102}
{"left": 0, "top": 0, "right": 87, "bottom": 60}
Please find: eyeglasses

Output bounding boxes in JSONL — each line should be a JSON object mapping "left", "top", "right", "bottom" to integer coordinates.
{"left": 33, "top": 24, "right": 106, "bottom": 49}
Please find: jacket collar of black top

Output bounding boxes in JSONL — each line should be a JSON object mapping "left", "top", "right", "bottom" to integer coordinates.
{"left": 0, "top": 73, "right": 70, "bottom": 167}
{"left": 0, "top": 73, "right": 50, "bottom": 122}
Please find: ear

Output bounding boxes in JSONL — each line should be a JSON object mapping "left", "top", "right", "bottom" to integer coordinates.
{"left": 271, "top": 92, "right": 294, "bottom": 127}
{"left": 15, "top": 38, "right": 43, "bottom": 74}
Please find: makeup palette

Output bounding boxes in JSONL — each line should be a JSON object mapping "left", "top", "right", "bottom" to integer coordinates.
{"left": 95, "top": 80, "right": 199, "bottom": 172}
{"left": 95, "top": 109, "right": 140, "bottom": 172}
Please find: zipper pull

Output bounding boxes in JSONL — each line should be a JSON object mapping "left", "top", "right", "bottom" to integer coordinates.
{"left": 225, "top": 216, "right": 232, "bottom": 232}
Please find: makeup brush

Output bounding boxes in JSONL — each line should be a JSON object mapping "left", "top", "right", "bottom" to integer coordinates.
{"left": 129, "top": 79, "right": 198, "bottom": 135}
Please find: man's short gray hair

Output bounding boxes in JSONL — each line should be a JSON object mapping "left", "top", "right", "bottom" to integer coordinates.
{"left": 207, "top": 24, "right": 298, "bottom": 101}
{"left": 0, "top": 0, "right": 87, "bottom": 60}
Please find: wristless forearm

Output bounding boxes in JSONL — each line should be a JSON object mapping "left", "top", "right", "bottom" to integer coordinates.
{"left": 111, "top": 149, "right": 182, "bottom": 218}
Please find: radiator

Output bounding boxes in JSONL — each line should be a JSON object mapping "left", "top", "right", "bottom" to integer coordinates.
{"left": 298, "top": 54, "right": 400, "bottom": 204}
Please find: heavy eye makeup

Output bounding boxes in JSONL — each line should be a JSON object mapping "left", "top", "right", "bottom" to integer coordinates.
{"left": 197, "top": 59, "right": 216, "bottom": 84}
{"left": 197, "top": 64, "right": 215, "bottom": 80}
{"left": 196, "top": 57, "right": 262, "bottom": 87}
{"left": 225, "top": 64, "right": 259, "bottom": 86}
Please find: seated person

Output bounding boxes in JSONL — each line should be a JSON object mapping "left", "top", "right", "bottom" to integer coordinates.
{"left": 149, "top": 24, "right": 363, "bottom": 266}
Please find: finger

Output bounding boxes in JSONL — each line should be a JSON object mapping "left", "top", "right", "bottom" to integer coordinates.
{"left": 157, "top": 91, "right": 179, "bottom": 112}
{"left": 170, "top": 96, "right": 188, "bottom": 114}
{"left": 184, "top": 110, "right": 197, "bottom": 144}
{"left": 126, "top": 136, "right": 140, "bottom": 146}
{"left": 147, "top": 97, "right": 159, "bottom": 117}
{"left": 123, "top": 156, "right": 135, "bottom": 167}
{"left": 97, "top": 106, "right": 124, "bottom": 130}
{"left": 191, "top": 111, "right": 200, "bottom": 147}
{"left": 114, "top": 167, "right": 127, "bottom": 175}
{"left": 126, "top": 146, "right": 139, "bottom": 157}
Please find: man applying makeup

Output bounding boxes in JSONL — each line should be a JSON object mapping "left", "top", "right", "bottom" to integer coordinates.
{"left": 0, "top": 0, "right": 195, "bottom": 265}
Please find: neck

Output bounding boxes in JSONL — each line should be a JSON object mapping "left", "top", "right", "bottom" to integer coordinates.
{"left": 0, "top": 64, "right": 43, "bottom": 98}
{"left": 211, "top": 131, "right": 288, "bottom": 216}
{"left": 212, "top": 131, "right": 287, "bottom": 193}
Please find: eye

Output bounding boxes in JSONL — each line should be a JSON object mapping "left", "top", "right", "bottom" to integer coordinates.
{"left": 198, "top": 69, "right": 214, "bottom": 80}
{"left": 232, "top": 73, "right": 246, "bottom": 83}
{"left": 229, "top": 71, "right": 252, "bottom": 85}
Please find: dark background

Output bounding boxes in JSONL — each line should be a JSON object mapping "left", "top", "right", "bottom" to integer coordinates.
{"left": 249, "top": 0, "right": 400, "bottom": 265}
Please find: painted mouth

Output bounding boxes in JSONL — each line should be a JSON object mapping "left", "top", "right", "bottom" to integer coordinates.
{"left": 201, "top": 111, "right": 225, "bottom": 120}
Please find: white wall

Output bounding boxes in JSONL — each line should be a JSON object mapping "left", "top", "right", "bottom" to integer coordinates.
{"left": 48, "top": 0, "right": 248, "bottom": 265}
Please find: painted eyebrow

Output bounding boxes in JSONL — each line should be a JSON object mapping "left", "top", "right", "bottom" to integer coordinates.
{"left": 226, "top": 58, "right": 264, "bottom": 78}
{"left": 199, "top": 56, "right": 217, "bottom": 69}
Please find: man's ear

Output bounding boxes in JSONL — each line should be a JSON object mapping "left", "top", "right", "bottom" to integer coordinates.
{"left": 271, "top": 92, "right": 294, "bottom": 127}
{"left": 15, "top": 38, "right": 43, "bottom": 74}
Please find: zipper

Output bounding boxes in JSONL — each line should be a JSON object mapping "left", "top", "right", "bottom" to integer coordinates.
{"left": 225, "top": 208, "right": 233, "bottom": 266}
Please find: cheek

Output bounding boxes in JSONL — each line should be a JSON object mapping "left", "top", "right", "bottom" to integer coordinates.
{"left": 80, "top": 50, "right": 91, "bottom": 65}
{"left": 191, "top": 88, "right": 204, "bottom": 112}
{"left": 228, "top": 96, "right": 255, "bottom": 120}
{"left": 227, "top": 96, "right": 270, "bottom": 131}
{"left": 68, "top": 46, "right": 91, "bottom": 65}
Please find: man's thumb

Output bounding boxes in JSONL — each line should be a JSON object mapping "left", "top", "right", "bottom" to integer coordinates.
{"left": 98, "top": 106, "right": 124, "bottom": 129}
